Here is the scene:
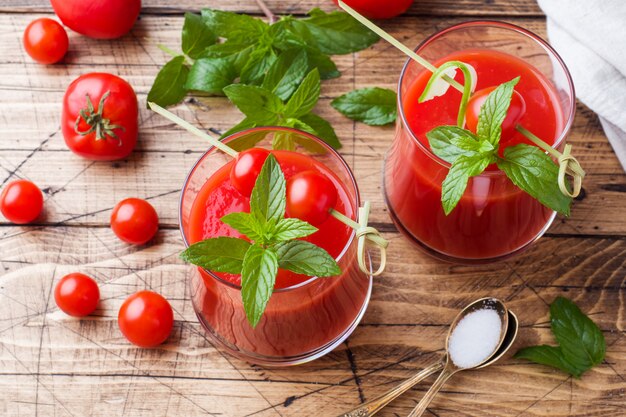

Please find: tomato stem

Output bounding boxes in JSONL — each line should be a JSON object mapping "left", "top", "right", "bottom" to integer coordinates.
{"left": 148, "top": 102, "right": 239, "bottom": 158}
{"left": 74, "top": 91, "right": 125, "bottom": 143}
{"left": 254, "top": 0, "right": 277, "bottom": 24}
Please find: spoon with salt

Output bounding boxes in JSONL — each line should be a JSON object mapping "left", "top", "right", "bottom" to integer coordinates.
{"left": 406, "top": 297, "right": 512, "bottom": 417}
{"left": 338, "top": 298, "right": 517, "bottom": 417}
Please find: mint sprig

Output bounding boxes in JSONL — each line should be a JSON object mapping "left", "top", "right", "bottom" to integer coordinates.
{"left": 180, "top": 154, "right": 341, "bottom": 327}
{"left": 515, "top": 297, "right": 605, "bottom": 378}
{"left": 426, "top": 76, "right": 572, "bottom": 215}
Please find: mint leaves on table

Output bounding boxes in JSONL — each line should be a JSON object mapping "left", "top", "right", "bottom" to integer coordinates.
{"left": 332, "top": 87, "right": 397, "bottom": 126}
{"left": 426, "top": 77, "right": 572, "bottom": 216}
{"left": 148, "top": 9, "right": 379, "bottom": 150}
{"left": 515, "top": 297, "right": 606, "bottom": 378}
{"left": 180, "top": 155, "right": 340, "bottom": 328}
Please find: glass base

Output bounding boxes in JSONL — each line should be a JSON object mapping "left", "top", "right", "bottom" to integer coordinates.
{"left": 382, "top": 164, "right": 557, "bottom": 265}
{"left": 190, "top": 275, "right": 373, "bottom": 367}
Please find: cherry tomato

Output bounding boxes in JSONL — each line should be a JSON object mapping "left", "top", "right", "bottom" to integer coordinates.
{"left": 54, "top": 273, "right": 100, "bottom": 317}
{"left": 286, "top": 171, "right": 338, "bottom": 226}
{"left": 332, "top": 0, "right": 414, "bottom": 19}
{"left": 50, "top": 0, "right": 141, "bottom": 39}
{"left": 465, "top": 87, "right": 527, "bottom": 143}
{"left": 23, "top": 18, "right": 68, "bottom": 65}
{"left": 230, "top": 148, "right": 271, "bottom": 197}
{"left": 118, "top": 291, "right": 173, "bottom": 348}
{"left": 62, "top": 73, "right": 138, "bottom": 161}
{"left": 110, "top": 198, "right": 159, "bottom": 245}
{"left": 0, "top": 180, "right": 43, "bottom": 224}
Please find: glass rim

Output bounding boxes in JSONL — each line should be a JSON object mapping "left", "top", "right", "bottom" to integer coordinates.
{"left": 179, "top": 126, "right": 361, "bottom": 293}
{"left": 397, "top": 20, "right": 576, "bottom": 174}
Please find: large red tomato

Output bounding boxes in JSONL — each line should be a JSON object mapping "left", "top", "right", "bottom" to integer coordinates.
{"left": 50, "top": 0, "right": 141, "bottom": 39}
{"left": 62, "top": 73, "right": 138, "bottom": 161}
{"left": 332, "top": 0, "right": 414, "bottom": 19}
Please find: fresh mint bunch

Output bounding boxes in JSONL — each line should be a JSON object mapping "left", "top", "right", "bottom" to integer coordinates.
{"left": 148, "top": 9, "right": 379, "bottom": 149}
{"left": 426, "top": 77, "right": 572, "bottom": 215}
{"left": 180, "top": 154, "right": 340, "bottom": 327}
{"left": 515, "top": 297, "right": 605, "bottom": 378}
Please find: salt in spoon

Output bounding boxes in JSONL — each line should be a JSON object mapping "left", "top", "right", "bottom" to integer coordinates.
{"left": 407, "top": 298, "right": 510, "bottom": 417}
{"left": 337, "top": 298, "right": 515, "bottom": 417}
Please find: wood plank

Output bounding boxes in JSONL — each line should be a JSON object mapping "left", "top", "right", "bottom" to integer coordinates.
{"left": 0, "top": 227, "right": 623, "bottom": 416}
{"left": 0, "top": 0, "right": 543, "bottom": 17}
{"left": 0, "top": 14, "right": 624, "bottom": 236}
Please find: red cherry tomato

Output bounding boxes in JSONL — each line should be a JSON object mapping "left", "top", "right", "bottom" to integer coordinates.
{"left": 286, "top": 171, "right": 338, "bottom": 227}
{"left": 23, "top": 18, "right": 68, "bottom": 65}
{"left": 0, "top": 180, "right": 43, "bottom": 224}
{"left": 54, "top": 273, "right": 100, "bottom": 317}
{"left": 230, "top": 148, "right": 271, "bottom": 197}
{"left": 110, "top": 198, "right": 159, "bottom": 245}
{"left": 465, "top": 87, "right": 527, "bottom": 143}
{"left": 62, "top": 73, "right": 138, "bottom": 161}
{"left": 50, "top": 0, "right": 141, "bottom": 39}
{"left": 332, "top": 0, "right": 414, "bottom": 19}
{"left": 118, "top": 291, "right": 173, "bottom": 348}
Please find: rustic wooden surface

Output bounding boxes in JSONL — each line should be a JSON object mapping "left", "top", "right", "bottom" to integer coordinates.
{"left": 0, "top": 1, "right": 624, "bottom": 416}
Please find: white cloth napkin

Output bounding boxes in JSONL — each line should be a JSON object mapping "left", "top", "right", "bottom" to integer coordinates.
{"left": 537, "top": 0, "right": 626, "bottom": 172}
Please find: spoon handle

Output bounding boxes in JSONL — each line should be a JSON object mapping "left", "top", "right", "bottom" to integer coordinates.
{"left": 337, "top": 360, "right": 444, "bottom": 417}
{"left": 406, "top": 365, "right": 455, "bottom": 417}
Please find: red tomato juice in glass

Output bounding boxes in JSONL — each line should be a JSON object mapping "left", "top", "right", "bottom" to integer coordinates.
{"left": 385, "top": 49, "right": 565, "bottom": 261}
{"left": 186, "top": 149, "right": 369, "bottom": 359}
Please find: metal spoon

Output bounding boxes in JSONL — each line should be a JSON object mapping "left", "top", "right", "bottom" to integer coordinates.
{"left": 338, "top": 298, "right": 518, "bottom": 417}
{"left": 407, "top": 298, "right": 514, "bottom": 417}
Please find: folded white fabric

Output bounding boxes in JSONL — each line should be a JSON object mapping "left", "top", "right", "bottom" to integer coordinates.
{"left": 537, "top": 0, "right": 626, "bottom": 172}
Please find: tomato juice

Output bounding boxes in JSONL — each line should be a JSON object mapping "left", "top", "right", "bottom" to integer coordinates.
{"left": 385, "top": 47, "right": 567, "bottom": 261}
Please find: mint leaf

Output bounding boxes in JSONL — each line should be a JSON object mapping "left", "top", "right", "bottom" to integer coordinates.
{"left": 550, "top": 297, "right": 606, "bottom": 374}
{"left": 298, "top": 113, "right": 341, "bottom": 150}
{"left": 497, "top": 144, "right": 572, "bottom": 216}
{"left": 441, "top": 154, "right": 491, "bottom": 215}
{"left": 182, "top": 12, "right": 216, "bottom": 59}
{"left": 515, "top": 297, "right": 606, "bottom": 378}
{"left": 272, "top": 131, "right": 296, "bottom": 151}
{"left": 240, "top": 244, "right": 278, "bottom": 327}
{"left": 240, "top": 46, "right": 277, "bottom": 85}
{"left": 275, "top": 240, "right": 341, "bottom": 277}
{"left": 223, "top": 84, "right": 283, "bottom": 123}
{"left": 304, "top": 47, "right": 341, "bottom": 80}
{"left": 288, "top": 8, "right": 379, "bottom": 55}
{"left": 147, "top": 56, "right": 189, "bottom": 107}
{"left": 476, "top": 77, "right": 520, "bottom": 146}
{"left": 201, "top": 9, "right": 267, "bottom": 39}
{"left": 219, "top": 117, "right": 257, "bottom": 140}
{"left": 185, "top": 57, "right": 236, "bottom": 95}
{"left": 284, "top": 68, "right": 321, "bottom": 118}
{"left": 427, "top": 126, "right": 492, "bottom": 164}
{"left": 514, "top": 345, "right": 580, "bottom": 376}
{"left": 220, "top": 212, "right": 265, "bottom": 242}
{"left": 331, "top": 87, "right": 397, "bottom": 126}
{"left": 270, "top": 218, "right": 318, "bottom": 241}
{"left": 250, "top": 154, "right": 286, "bottom": 225}
{"left": 262, "top": 49, "right": 309, "bottom": 101}
{"left": 202, "top": 41, "right": 254, "bottom": 73}
{"left": 180, "top": 237, "right": 251, "bottom": 274}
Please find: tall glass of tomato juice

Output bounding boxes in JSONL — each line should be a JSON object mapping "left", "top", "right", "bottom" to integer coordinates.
{"left": 180, "top": 127, "right": 372, "bottom": 366}
{"left": 384, "top": 21, "right": 575, "bottom": 263}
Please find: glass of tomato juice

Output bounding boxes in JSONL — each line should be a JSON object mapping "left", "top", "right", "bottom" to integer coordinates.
{"left": 384, "top": 21, "right": 575, "bottom": 263}
{"left": 180, "top": 127, "right": 372, "bottom": 365}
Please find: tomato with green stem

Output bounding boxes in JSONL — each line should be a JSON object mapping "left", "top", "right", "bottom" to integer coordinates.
{"left": 286, "top": 170, "right": 338, "bottom": 226}
{"left": 118, "top": 291, "right": 174, "bottom": 348}
{"left": 0, "top": 179, "right": 43, "bottom": 224}
{"left": 54, "top": 273, "right": 100, "bottom": 317}
{"left": 23, "top": 18, "right": 68, "bottom": 65}
{"left": 230, "top": 148, "right": 271, "bottom": 197}
{"left": 62, "top": 73, "right": 138, "bottom": 161}
{"left": 110, "top": 198, "right": 159, "bottom": 245}
{"left": 332, "top": 0, "right": 414, "bottom": 19}
{"left": 465, "top": 87, "right": 527, "bottom": 144}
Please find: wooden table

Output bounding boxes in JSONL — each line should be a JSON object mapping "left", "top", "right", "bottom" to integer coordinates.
{"left": 1, "top": 1, "right": 624, "bottom": 416}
